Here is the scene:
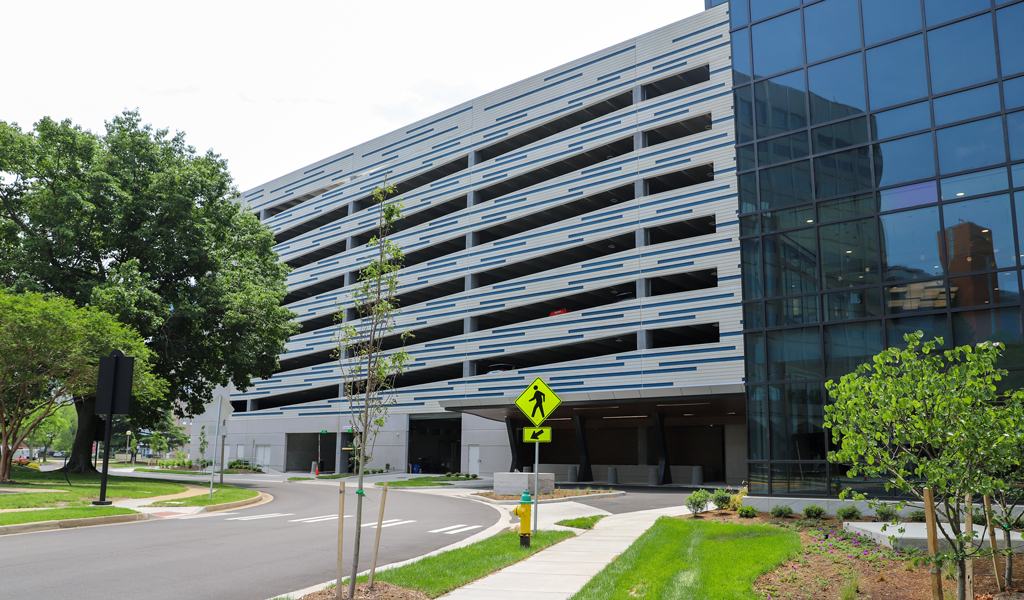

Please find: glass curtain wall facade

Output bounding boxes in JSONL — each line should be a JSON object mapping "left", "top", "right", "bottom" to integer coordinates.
{"left": 732, "top": 0, "right": 1024, "bottom": 495}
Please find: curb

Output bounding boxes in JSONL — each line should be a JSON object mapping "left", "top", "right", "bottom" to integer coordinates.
{"left": 202, "top": 491, "right": 269, "bottom": 513}
{"left": 468, "top": 490, "right": 625, "bottom": 505}
{"left": 0, "top": 512, "right": 147, "bottom": 536}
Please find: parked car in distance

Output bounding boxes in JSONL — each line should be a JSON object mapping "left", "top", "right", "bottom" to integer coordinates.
{"left": 486, "top": 363, "right": 515, "bottom": 374}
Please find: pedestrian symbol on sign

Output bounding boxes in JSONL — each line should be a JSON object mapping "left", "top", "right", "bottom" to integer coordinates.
{"left": 514, "top": 378, "right": 561, "bottom": 427}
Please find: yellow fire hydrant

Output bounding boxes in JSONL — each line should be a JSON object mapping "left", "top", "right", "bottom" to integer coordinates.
{"left": 511, "top": 489, "right": 532, "bottom": 547}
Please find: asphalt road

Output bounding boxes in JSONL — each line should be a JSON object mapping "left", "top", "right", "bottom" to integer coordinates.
{"left": 0, "top": 478, "right": 500, "bottom": 600}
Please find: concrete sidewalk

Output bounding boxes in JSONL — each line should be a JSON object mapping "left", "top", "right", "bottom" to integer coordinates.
{"left": 439, "top": 504, "right": 690, "bottom": 600}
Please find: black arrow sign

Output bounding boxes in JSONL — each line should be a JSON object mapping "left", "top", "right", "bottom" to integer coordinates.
{"left": 530, "top": 430, "right": 544, "bottom": 440}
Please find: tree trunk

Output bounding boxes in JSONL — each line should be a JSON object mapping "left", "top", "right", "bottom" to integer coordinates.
{"left": 65, "top": 398, "right": 99, "bottom": 474}
{"left": 957, "top": 559, "right": 967, "bottom": 600}
{"left": 348, "top": 443, "right": 366, "bottom": 600}
{"left": 0, "top": 455, "right": 11, "bottom": 483}
{"left": 1005, "top": 529, "right": 1014, "bottom": 587}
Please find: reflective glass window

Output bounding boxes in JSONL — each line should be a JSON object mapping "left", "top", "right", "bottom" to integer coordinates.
{"left": 866, "top": 35, "right": 928, "bottom": 110}
{"left": 952, "top": 308, "right": 1024, "bottom": 355}
{"left": 880, "top": 206, "right": 944, "bottom": 280}
{"left": 870, "top": 101, "right": 931, "bottom": 141}
{"left": 819, "top": 217, "right": 881, "bottom": 289}
{"left": 933, "top": 84, "right": 1001, "bottom": 127}
{"left": 887, "top": 314, "right": 951, "bottom": 347}
{"left": 998, "top": 3, "right": 1024, "bottom": 77}
{"left": 942, "top": 194, "right": 1015, "bottom": 273}
{"left": 747, "top": 386, "right": 768, "bottom": 459}
{"left": 766, "top": 327, "right": 823, "bottom": 380}
{"left": 815, "top": 147, "right": 873, "bottom": 199}
{"left": 936, "top": 117, "right": 1007, "bottom": 175}
{"left": 762, "top": 204, "right": 815, "bottom": 232}
{"left": 861, "top": 0, "right": 923, "bottom": 46}
{"left": 940, "top": 168, "right": 1009, "bottom": 200}
{"left": 746, "top": 332, "right": 766, "bottom": 382}
{"left": 748, "top": 463, "right": 769, "bottom": 495}
{"left": 744, "top": 302, "right": 764, "bottom": 329}
{"left": 771, "top": 462, "right": 828, "bottom": 496}
{"left": 757, "top": 131, "right": 809, "bottom": 167}
{"left": 812, "top": 117, "right": 869, "bottom": 154}
{"left": 804, "top": 0, "right": 861, "bottom": 64}
{"left": 825, "top": 322, "right": 884, "bottom": 379}
{"left": 1009, "top": 111, "right": 1024, "bottom": 162}
{"left": 732, "top": 30, "right": 752, "bottom": 85}
{"left": 741, "top": 214, "right": 759, "bottom": 236}
{"left": 742, "top": 238, "right": 763, "bottom": 299}
{"left": 760, "top": 161, "right": 813, "bottom": 209}
{"left": 879, "top": 181, "right": 939, "bottom": 212}
{"left": 808, "top": 54, "right": 866, "bottom": 126}
{"left": 818, "top": 193, "right": 875, "bottom": 223}
{"left": 924, "top": 0, "right": 993, "bottom": 26}
{"left": 885, "top": 280, "right": 949, "bottom": 314}
{"left": 738, "top": 144, "right": 756, "bottom": 172}
{"left": 754, "top": 71, "right": 807, "bottom": 138}
{"left": 1006, "top": 77, "right": 1024, "bottom": 110}
{"left": 769, "top": 383, "right": 826, "bottom": 460}
{"left": 1014, "top": 165, "right": 1024, "bottom": 189}
{"left": 1017, "top": 194, "right": 1024, "bottom": 263}
{"left": 752, "top": 11, "right": 804, "bottom": 78}
{"left": 739, "top": 171, "right": 758, "bottom": 213}
{"left": 765, "top": 228, "right": 819, "bottom": 296}
{"left": 735, "top": 86, "right": 755, "bottom": 144}
{"left": 873, "top": 133, "right": 936, "bottom": 188}
{"left": 824, "top": 288, "right": 883, "bottom": 321}
{"left": 928, "top": 16, "right": 998, "bottom": 95}
{"left": 731, "top": 0, "right": 749, "bottom": 28}
{"left": 950, "top": 271, "right": 1022, "bottom": 308}
{"left": 749, "top": 0, "right": 798, "bottom": 23}
{"left": 767, "top": 295, "right": 819, "bottom": 326}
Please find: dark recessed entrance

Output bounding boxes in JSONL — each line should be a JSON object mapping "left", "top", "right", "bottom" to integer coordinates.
{"left": 407, "top": 416, "right": 462, "bottom": 474}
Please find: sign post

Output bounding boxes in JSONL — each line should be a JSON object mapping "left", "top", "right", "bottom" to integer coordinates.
{"left": 513, "top": 377, "right": 562, "bottom": 537}
{"left": 209, "top": 395, "right": 234, "bottom": 500}
{"left": 93, "top": 350, "right": 134, "bottom": 505}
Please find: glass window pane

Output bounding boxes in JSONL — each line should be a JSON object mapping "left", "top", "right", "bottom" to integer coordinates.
{"left": 925, "top": 0, "right": 993, "bottom": 26}
{"left": 767, "top": 295, "right": 819, "bottom": 326}
{"left": 933, "top": 84, "right": 1001, "bottom": 127}
{"left": 886, "top": 314, "right": 951, "bottom": 348}
{"left": 739, "top": 171, "right": 758, "bottom": 213}
{"left": 998, "top": 3, "right": 1024, "bottom": 77}
{"left": 870, "top": 101, "right": 931, "bottom": 141}
{"left": 818, "top": 193, "right": 876, "bottom": 223}
{"left": 731, "top": 0, "right": 749, "bottom": 28}
{"left": 950, "top": 271, "right": 1021, "bottom": 308}
{"left": 747, "top": 386, "right": 768, "bottom": 460}
{"left": 773, "top": 462, "right": 828, "bottom": 496}
{"left": 874, "top": 133, "right": 936, "bottom": 188}
{"left": 942, "top": 194, "right": 1015, "bottom": 273}
{"left": 754, "top": 71, "right": 807, "bottom": 138}
{"left": 940, "top": 168, "right": 1009, "bottom": 200}
{"left": 757, "top": 131, "right": 809, "bottom": 167}
{"left": 749, "top": 0, "right": 798, "bottom": 23}
{"left": 825, "top": 322, "right": 884, "bottom": 379}
{"left": 738, "top": 144, "right": 756, "bottom": 172}
{"left": 742, "top": 238, "right": 763, "bottom": 300}
{"left": 769, "top": 383, "right": 826, "bottom": 460}
{"left": 815, "top": 147, "right": 873, "bottom": 200}
{"left": 1015, "top": 165, "right": 1024, "bottom": 190}
{"left": 824, "top": 288, "right": 883, "bottom": 321}
{"left": 885, "top": 279, "right": 949, "bottom": 314}
{"left": 928, "top": 15, "right": 998, "bottom": 95}
{"left": 1005, "top": 77, "right": 1024, "bottom": 111}
{"left": 732, "top": 30, "right": 752, "bottom": 85}
{"left": 936, "top": 117, "right": 1007, "bottom": 175}
{"left": 1009, "top": 111, "right": 1024, "bottom": 162}
{"left": 808, "top": 54, "right": 866, "bottom": 126}
{"left": 819, "top": 217, "right": 881, "bottom": 289}
{"left": 765, "top": 228, "right": 819, "bottom": 296}
{"left": 741, "top": 214, "right": 759, "bottom": 236}
{"left": 861, "top": 0, "right": 923, "bottom": 46}
{"left": 866, "top": 35, "right": 928, "bottom": 110}
{"left": 767, "top": 327, "right": 823, "bottom": 380}
{"left": 744, "top": 302, "right": 764, "bottom": 329}
{"left": 762, "top": 204, "right": 815, "bottom": 232}
{"left": 746, "top": 332, "right": 766, "bottom": 382}
{"left": 735, "top": 86, "right": 755, "bottom": 144}
{"left": 760, "top": 160, "right": 813, "bottom": 210}
{"left": 952, "top": 308, "right": 1023, "bottom": 351}
{"left": 812, "top": 117, "right": 869, "bottom": 154}
{"left": 879, "top": 181, "right": 939, "bottom": 212}
{"left": 804, "top": 0, "right": 861, "bottom": 64}
{"left": 752, "top": 11, "right": 804, "bottom": 79}
{"left": 880, "top": 206, "right": 944, "bottom": 280}
{"left": 748, "top": 462, "right": 769, "bottom": 495}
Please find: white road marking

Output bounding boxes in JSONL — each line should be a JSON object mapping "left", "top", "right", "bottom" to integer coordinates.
{"left": 225, "top": 513, "right": 294, "bottom": 521}
{"left": 177, "top": 512, "right": 238, "bottom": 519}
{"left": 428, "top": 524, "right": 467, "bottom": 533}
{"left": 379, "top": 519, "right": 416, "bottom": 528}
{"left": 289, "top": 515, "right": 353, "bottom": 523}
{"left": 362, "top": 518, "right": 402, "bottom": 527}
{"left": 444, "top": 525, "right": 483, "bottom": 535}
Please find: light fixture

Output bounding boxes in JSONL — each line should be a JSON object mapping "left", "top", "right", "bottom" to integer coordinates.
{"left": 608, "top": 244, "right": 616, "bottom": 249}
{"left": 956, "top": 192, "right": 964, "bottom": 196}
{"left": 603, "top": 415, "right": 647, "bottom": 419}
{"left": 846, "top": 250, "right": 853, "bottom": 254}
{"left": 546, "top": 417, "right": 572, "bottom": 421}
{"left": 574, "top": 406, "right": 618, "bottom": 410}
{"left": 806, "top": 219, "right": 814, "bottom": 223}
{"left": 982, "top": 229, "right": 990, "bottom": 233}
{"left": 727, "top": 412, "right": 737, "bottom": 415}
{"left": 683, "top": 413, "right": 695, "bottom": 416}
{"left": 656, "top": 402, "right": 710, "bottom": 407}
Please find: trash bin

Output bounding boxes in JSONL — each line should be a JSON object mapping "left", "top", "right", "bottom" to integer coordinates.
{"left": 648, "top": 466, "right": 659, "bottom": 485}
{"left": 607, "top": 466, "right": 618, "bottom": 485}
{"left": 567, "top": 466, "right": 578, "bottom": 482}
{"left": 691, "top": 466, "right": 704, "bottom": 486}
{"left": 412, "top": 464, "right": 420, "bottom": 474}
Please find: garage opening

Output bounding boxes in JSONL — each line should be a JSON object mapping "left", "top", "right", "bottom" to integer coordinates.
{"left": 285, "top": 432, "right": 338, "bottom": 473}
{"left": 407, "top": 416, "right": 462, "bottom": 474}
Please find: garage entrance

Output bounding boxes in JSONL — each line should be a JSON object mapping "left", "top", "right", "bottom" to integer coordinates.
{"left": 407, "top": 415, "right": 461, "bottom": 474}
{"left": 285, "top": 432, "right": 337, "bottom": 473}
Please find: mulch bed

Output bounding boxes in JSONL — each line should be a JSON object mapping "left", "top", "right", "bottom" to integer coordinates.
{"left": 299, "top": 582, "right": 427, "bottom": 600}
{"left": 685, "top": 509, "right": 1024, "bottom": 600}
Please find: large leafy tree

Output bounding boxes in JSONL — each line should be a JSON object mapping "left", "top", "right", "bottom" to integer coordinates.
{"left": 0, "top": 111, "right": 297, "bottom": 472}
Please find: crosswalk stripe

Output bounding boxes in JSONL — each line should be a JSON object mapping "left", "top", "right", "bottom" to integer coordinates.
{"left": 225, "top": 513, "right": 294, "bottom": 521}
{"left": 362, "top": 518, "right": 402, "bottom": 527}
{"left": 379, "top": 519, "right": 416, "bottom": 528}
{"left": 429, "top": 524, "right": 467, "bottom": 533}
{"left": 178, "top": 512, "right": 238, "bottom": 519}
{"left": 444, "top": 525, "right": 482, "bottom": 535}
{"left": 288, "top": 514, "right": 339, "bottom": 522}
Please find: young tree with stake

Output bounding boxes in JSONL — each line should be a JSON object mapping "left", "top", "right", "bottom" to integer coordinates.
{"left": 335, "top": 183, "right": 412, "bottom": 599}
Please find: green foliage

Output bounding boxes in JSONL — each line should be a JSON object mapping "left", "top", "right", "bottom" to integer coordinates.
{"left": 836, "top": 506, "right": 862, "bottom": 521}
{"left": 839, "top": 571, "right": 861, "bottom": 600}
{"left": 555, "top": 515, "right": 607, "bottom": 530}
{"left": 728, "top": 486, "right": 748, "bottom": 511}
{"left": 769, "top": 505, "right": 794, "bottom": 518}
{"left": 802, "top": 504, "right": 826, "bottom": 519}
{"left": 686, "top": 489, "right": 712, "bottom": 515}
{"left": 874, "top": 505, "right": 898, "bottom": 522}
{"left": 0, "top": 506, "right": 136, "bottom": 526}
{"left": 738, "top": 506, "right": 758, "bottom": 518}
{"left": 907, "top": 510, "right": 927, "bottom": 523}
{"left": 0, "top": 469, "right": 185, "bottom": 509}
{"left": 711, "top": 488, "right": 732, "bottom": 511}
{"left": 146, "top": 484, "right": 257, "bottom": 507}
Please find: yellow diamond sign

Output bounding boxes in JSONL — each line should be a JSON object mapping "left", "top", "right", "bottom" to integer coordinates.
{"left": 514, "top": 377, "right": 562, "bottom": 427}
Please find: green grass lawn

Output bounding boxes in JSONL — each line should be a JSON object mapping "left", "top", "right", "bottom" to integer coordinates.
{"left": 0, "top": 506, "right": 136, "bottom": 526}
{"left": 571, "top": 517, "right": 800, "bottom": 600}
{"left": 361, "top": 529, "right": 573, "bottom": 597}
{"left": 315, "top": 473, "right": 353, "bottom": 480}
{"left": 556, "top": 515, "right": 607, "bottom": 530}
{"left": 287, "top": 477, "right": 313, "bottom": 481}
{"left": 133, "top": 468, "right": 204, "bottom": 475}
{"left": 0, "top": 469, "right": 187, "bottom": 510}
{"left": 146, "top": 484, "right": 258, "bottom": 507}
{"left": 373, "top": 476, "right": 454, "bottom": 487}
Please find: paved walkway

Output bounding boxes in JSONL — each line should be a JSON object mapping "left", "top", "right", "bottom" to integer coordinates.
{"left": 113, "top": 484, "right": 210, "bottom": 517}
{"left": 439, "top": 504, "right": 690, "bottom": 600}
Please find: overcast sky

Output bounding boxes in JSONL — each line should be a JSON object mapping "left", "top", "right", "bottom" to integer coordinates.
{"left": 3, "top": 1, "right": 705, "bottom": 192}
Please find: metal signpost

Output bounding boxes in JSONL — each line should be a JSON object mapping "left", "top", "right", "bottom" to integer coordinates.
{"left": 209, "top": 395, "right": 234, "bottom": 500}
{"left": 513, "top": 377, "right": 561, "bottom": 536}
{"left": 93, "top": 350, "right": 135, "bottom": 505}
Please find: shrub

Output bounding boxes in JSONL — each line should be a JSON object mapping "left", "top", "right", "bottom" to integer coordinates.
{"left": 769, "top": 505, "right": 794, "bottom": 518}
{"left": 738, "top": 506, "right": 758, "bottom": 518}
{"left": 728, "top": 486, "right": 748, "bottom": 511}
{"left": 711, "top": 488, "right": 732, "bottom": 511}
{"left": 907, "top": 509, "right": 927, "bottom": 522}
{"left": 471, "top": 474, "right": 479, "bottom": 479}
{"left": 803, "top": 504, "right": 826, "bottom": 519}
{"left": 874, "top": 505, "right": 898, "bottom": 522}
{"left": 686, "top": 489, "right": 712, "bottom": 515}
{"left": 445, "top": 472, "right": 452, "bottom": 477}
{"left": 836, "top": 505, "right": 862, "bottom": 521}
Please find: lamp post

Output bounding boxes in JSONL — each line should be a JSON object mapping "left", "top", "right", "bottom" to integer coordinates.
{"left": 126, "top": 430, "right": 132, "bottom": 467}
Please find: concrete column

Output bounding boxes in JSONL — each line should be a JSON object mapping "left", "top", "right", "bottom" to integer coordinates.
{"left": 634, "top": 179, "right": 646, "bottom": 199}
{"left": 504, "top": 417, "right": 520, "bottom": 472}
{"left": 633, "top": 130, "right": 644, "bottom": 152}
{"left": 573, "top": 415, "right": 593, "bottom": 481}
{"left": 335, "top": 431, "right": 343, "bottom": 474}
{"left": 462, "top": 360, "right": 476, "bottom": 379}
{"left": 636, "top": 278, "right": 650, "bottom": 300}
{"left": 466, "top": 189, "right": 479, "bottom": 208}
{"left": 632, "top": 84, "right": 643, "bottom": 105}
{"left": 464, "top": 272, "right": 479, "bottom": 292}
{"left": 246, "top": 398, "right": 257, "bottom": 412}
{"left": 468, "top": 150, "right": 480, "bottom": 168}
{"left": 466, "top": 231, "right": 480, "bottom": 249}
{"left": 652, "top": 412, "right": 672, "bottom": 485}
{"left": 637, "top": 329, "right": 653, "bottom": 350}
{"left": 637, "top": 426, "right": 649, "bottom": 465}
{"left": 463, "top": 316, "right": 478, "bottom": 334}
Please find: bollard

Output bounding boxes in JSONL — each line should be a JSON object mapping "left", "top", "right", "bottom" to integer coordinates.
{"left": 511, "top": 489, "right": 533, "bottom": 547}
{"left": 607, "top": 466, "right": 618, "bottom": 485}
{"left": 567, "top": 465, "right": 578, "bottom": 483}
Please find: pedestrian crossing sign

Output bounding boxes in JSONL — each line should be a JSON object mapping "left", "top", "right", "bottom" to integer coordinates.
{"left": 514, "top": 377, "right": 562, "bottom": 427}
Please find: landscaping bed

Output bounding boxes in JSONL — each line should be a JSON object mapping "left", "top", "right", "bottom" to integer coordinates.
{"left": 476, "top": 488, "right": 616, "bottom": 501}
